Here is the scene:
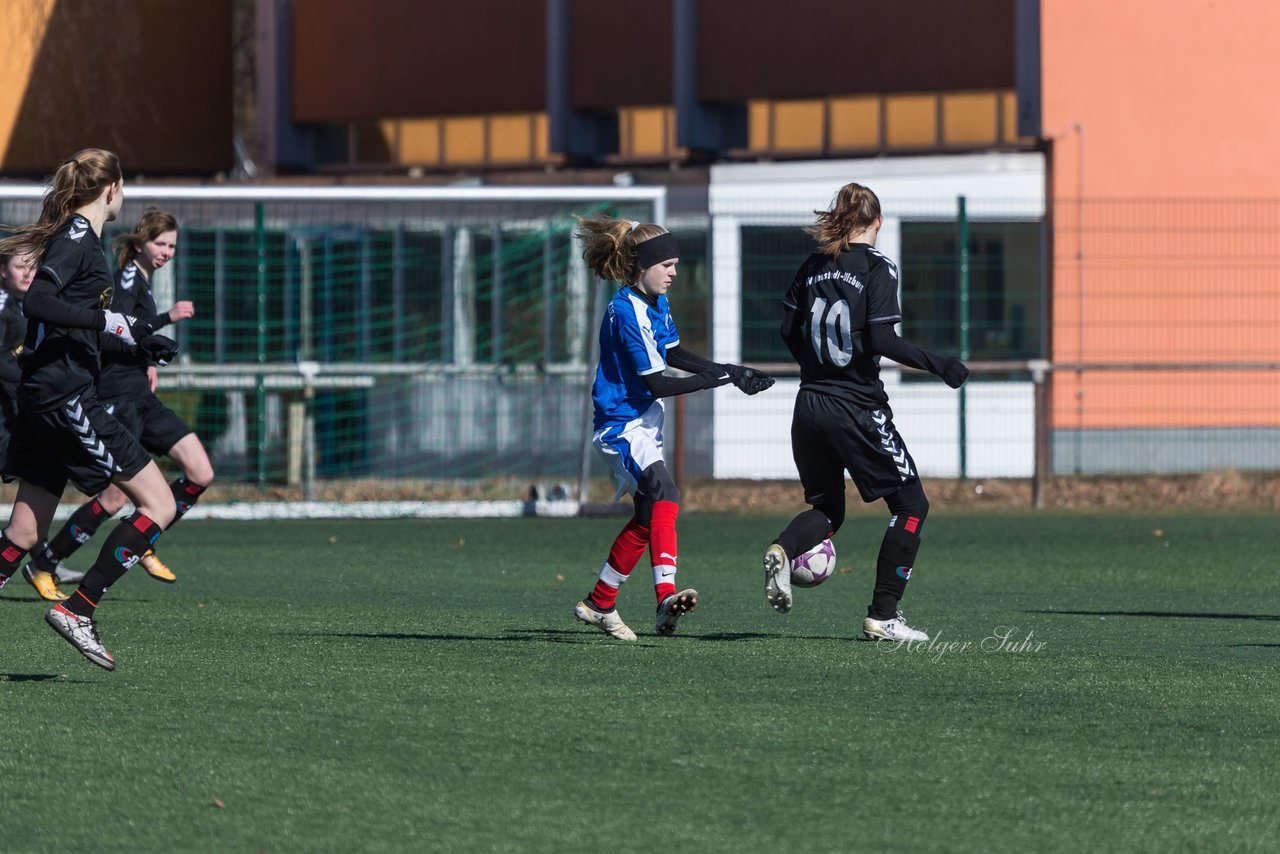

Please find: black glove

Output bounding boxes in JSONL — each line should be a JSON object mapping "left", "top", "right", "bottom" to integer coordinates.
{"left": 941, "top": 357, "right": 969, "bottom": 389}
{"left": 723, "top": 363, "right": 775, "bottom": 395}
{"left": 138, "top": 334, "right": 179, "bottom": 366}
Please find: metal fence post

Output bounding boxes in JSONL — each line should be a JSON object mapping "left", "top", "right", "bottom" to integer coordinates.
{"left": 957, "top": 195, "right": 970, "bottom": 480}
{"left": 1032, "top": 360, "right": 1050, "bottom": 509}
{"left": 255, "top": 201, "right": 268, "bottom": 494}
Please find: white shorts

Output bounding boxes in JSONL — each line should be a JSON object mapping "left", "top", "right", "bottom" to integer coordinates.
{"left": 592, "top": 400, "right": 666, "bottom": 500}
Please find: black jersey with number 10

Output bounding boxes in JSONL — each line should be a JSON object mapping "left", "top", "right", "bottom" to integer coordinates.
{"left": 781, "top": 243, "right": 903, "bottom": 409}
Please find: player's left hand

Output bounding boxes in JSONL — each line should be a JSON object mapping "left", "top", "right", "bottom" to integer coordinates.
{"left": 167, "top": 301, "right": 195, "bottom": 324}
{"left": 138, "top": 333, "right": 179, "bottom": 367}
{"left": 724, "top": 363, "right": 775, "bottom": 395}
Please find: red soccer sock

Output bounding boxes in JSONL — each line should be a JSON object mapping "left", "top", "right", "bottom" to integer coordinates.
{"left": 587, "top": 517, "right": 649, "bottom": 610}
{"left": 649, "top": 500, "right": 680, "bottom": 603}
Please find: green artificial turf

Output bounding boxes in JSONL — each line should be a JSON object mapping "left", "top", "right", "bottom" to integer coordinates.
{"left": 2, "top": 512, "right": 1278, "bottom": 852}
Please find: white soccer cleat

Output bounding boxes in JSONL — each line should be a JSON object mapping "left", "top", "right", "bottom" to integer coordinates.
{"left": 654, "top": 588, "right": 698, "bottom": 637}
{"left": 862, "top": 611, "right": 929, "bottom": 642}
{"left": 574, "top": 600, "right": 637, "bottom": 641}
{"left": 45, "top": 605, "right": 116, "bottom": 670}
{"left": 763, "top": 544, "right": 793, "bottom": 614}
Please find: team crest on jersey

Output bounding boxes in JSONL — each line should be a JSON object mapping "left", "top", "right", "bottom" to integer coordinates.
{"left": 120, "top": 264, "right": 137, "bottom": 290}
{"left": 98, "top": 287, "right": 114, "bottom": 309}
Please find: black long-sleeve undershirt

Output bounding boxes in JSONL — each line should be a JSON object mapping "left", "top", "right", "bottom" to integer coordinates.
{"left": 867, "top": 322, "right": 968, "bottom": 388}
{"left": 665, "top": 344, "right": 722, "bottom": 375}
{"left": 23, "top": 277, "right": 106, "bottom": 330}
{"left": 642, "top": 345, "right": 731, "bottom": 398}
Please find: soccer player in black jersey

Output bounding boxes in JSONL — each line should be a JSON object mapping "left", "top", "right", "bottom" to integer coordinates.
{"left": 0, "top": 251, "right": 37, "bottom": 466}
{"left": 0, "top": 149, "right": 181, "bottom": 670}
{"left": 0, "top": 252, "right": 87, "bottom": 594}
{"left": 763, "top": 183, "right": 969, "bottom": 642}
{"left": 27, "top": 208, "right": 211, "bottom": 593}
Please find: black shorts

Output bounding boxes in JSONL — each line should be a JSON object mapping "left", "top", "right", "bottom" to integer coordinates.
{"left": 3, "top": 391, "right": 153, "bottom": 496}
{"left": 791, "top": 389, "right": 919, "bottom": 504}
{"left": 105, "top": 393, "right": 193, "bottom": 456}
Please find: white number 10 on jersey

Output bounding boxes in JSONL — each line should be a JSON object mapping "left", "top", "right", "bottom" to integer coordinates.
{"left": 809, "top": 297, "right": 853, "bottom": 366}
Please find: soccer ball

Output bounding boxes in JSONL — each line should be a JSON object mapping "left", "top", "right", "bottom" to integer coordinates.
{"left": 790, "top": 539, "right": 836, "bottom": 588}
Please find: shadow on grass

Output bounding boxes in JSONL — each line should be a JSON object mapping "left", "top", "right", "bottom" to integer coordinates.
{"left": 1032, "top": 609, "right": 1280, "bottom": 622}
{"left": 3, "top": 673, "right": 67, "bottom": 682}
{"left": 324, "top": 629, "right": 851, "bottom": 644}
{"left": 0, "top": 596, "right": 59, "bottom": 605}
{"left": 1, "top": 596, "right": 157, "bottom": 605}
{"left": 324, "top": 630, "right": 606, "bottom": 646}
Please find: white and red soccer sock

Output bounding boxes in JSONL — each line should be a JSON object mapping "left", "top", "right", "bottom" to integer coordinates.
{"left": 649, "top": 500, "right": 680, "bottom": 604}
{"left": 586, "top": 516, "right": 650, "bottom": 611}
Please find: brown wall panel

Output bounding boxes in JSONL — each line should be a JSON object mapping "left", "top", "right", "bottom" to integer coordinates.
{"left": 292, "top": 0, "right": 546, "bottom": 122}
{"left": 2, "top": 0, "right": 232, "bottom": 175}
{"left": 569, "top": 0, "right": 671, "bottom": 109}
{"left": 698, "top": 0, "right": 1015, "bottom": 101}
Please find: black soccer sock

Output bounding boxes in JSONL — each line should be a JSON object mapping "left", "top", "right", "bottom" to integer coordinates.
{"left": 169, "top": 476, "right": 208, "bottom": 525}
{"left": 47, "top": 498, "right": 114, "bottom": 562}
{"left": 66, "top": 513, "right": 163, "bottom": 617}
{"left": 28, "top": 541, "right": 63, "bottom": 574}
{"left": 0, "top": 532, "right": 28, "bottom": 584}
{"left": 775, "top": 509, "right": 835, "bottom": 561}
{"left": 869, "top": 526, "right": 922, "bottom": 620}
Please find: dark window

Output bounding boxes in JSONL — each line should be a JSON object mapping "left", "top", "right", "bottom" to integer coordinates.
{"left": 667, "top": 228, "right": 709, "bottom": 357}
{"left": 899, "top": 220, "right": 1043, "bottom": 363}
{"left": 740, "top": 226, "right": 817, "bottom": 362}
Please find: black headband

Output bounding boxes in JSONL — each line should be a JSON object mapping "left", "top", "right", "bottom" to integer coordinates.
{"left": 634, "top": 232, "right": 679, "bottom": 269}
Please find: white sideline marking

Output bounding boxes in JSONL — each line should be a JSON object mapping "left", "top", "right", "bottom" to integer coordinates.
{"left": 50, "top": 500, "right": 582, "bottom": 522}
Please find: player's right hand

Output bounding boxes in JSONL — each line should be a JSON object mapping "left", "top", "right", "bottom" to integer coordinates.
{"left": 942, "top": 358, "right": 970, "bottom": 389}
{"left": 102, "top": 311, "right": 160, "bottom": 347}
{"left": 724, "top": 363, "right": 775, "bottom": 395}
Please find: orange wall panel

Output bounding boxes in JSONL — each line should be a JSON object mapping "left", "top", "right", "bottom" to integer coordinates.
{"left": 1042, "top": 0, "right": 1280, "bottom": 199}
{"left": 771, "top": 100, "right": 824, "bottom": 152}
{"left": 885, "top": 95, "right": 937, "bottom": 147}
{"left": 829, "top": 97, "right": 880, "bottom": 150}
{"left": 942, "top": 92, "right": 998, "bottom": 146}
{"left": 1042, "top": 1, "right": 1280, "bottom": 429}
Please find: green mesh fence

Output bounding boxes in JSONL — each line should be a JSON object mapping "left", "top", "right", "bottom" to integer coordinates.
{"left": 0, "top": 188, "right": 666, "bottom": 496}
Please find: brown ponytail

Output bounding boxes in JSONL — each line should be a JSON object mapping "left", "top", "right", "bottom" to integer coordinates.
{"left": 574, "top": 215, "right": 670, "bottom": 283}
{"left": 0, "top": 148, "right": 122, "bottom": 259}
{"left": 805, "top": 182, "right": 882, "bottom": 256}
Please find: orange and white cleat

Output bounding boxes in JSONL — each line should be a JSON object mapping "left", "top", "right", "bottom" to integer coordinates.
{"left": 140, "top": 549, "right": 177, "bottom": 583}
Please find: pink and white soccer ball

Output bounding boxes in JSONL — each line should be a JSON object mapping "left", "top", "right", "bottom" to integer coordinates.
{"left": 790, "top": 539, "right": 836, "bottom": 588}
